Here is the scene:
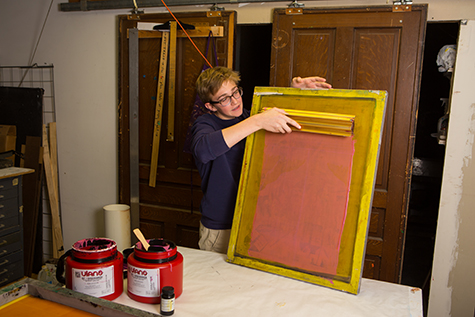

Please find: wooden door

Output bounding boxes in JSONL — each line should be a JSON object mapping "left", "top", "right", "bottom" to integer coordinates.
{"left": 270, "top": 5, "right": 427, "bottom": 283}
{"left": 118, "top": 12, "right": 236, "bottom": 248}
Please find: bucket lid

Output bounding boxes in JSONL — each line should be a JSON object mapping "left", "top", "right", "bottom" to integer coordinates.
{"left": 72, "top": 238, "right": 118, "bottom": 261}
{"left": 134, "top": 239, "right": 177, "bottom": 261}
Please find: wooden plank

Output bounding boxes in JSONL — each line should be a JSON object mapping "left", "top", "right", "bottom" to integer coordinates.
{"left": 0, "top": 167, "right": 33, "bottom": 179}
{"left": 166, "top": 21, "right": 177, "bottom": 142}
{"left": 48, "top": 122, "right": 59, "bottom": 201}
{"left": 226, "top": 12, "right": 235, "bottom": 68}
{"left": 42, "top": 124, "right": 64, "bottom": 258}
{"left": 149, "top": 31, "right": 169, "bottom": 187}
{"left": 20, "top": 144, "right": 26, "bottom": 167}
{"left": 134, "top": 26, "right": 224, "bottom": 39}
{"left": 22, "top": 136, "right": 43, "bottom": 277}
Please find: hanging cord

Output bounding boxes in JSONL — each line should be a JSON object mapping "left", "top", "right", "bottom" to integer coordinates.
{"left": 19, "top": 0, "right": 54, "bottom": 87}
{"left": 131, "top": 0, "right": 143, "bottom": 14}
{"left": 158, "top": 0, "right": 214, "bottom": 215}
{"left": 159, "top": 0, "right": 213, "bottom": 68}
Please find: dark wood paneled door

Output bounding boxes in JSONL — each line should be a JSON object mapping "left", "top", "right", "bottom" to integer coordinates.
{"left": 118, "top": 12, "right": 236, "bottom": 248}
{"left": 270, "top": 5, "right": 427, "bottom": 283}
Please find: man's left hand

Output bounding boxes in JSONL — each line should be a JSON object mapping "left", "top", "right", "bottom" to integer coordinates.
{"left": 291, "top": 76, "right": 332, "bottom": 89}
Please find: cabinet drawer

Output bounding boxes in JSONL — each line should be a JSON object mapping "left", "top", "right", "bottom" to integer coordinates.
{"left": 0, "top": 251, "right": 23, "bottom": 287}
{"left": 0, "top": 249, "right": 22, "bottom": 269}
{"left": 0, "top": 197, "right": 19, "bottom": 219}
{"left": 0, "top": 216, "right": 20, "bottom": 236}
{"left": 0, "top": 231, "right": 22, "bottom": 258}
{"left": 0, "top": 177, "right": 19, "bottom": 193}
{"left": 0, "top": 187, "right": 17, "bottom": 201}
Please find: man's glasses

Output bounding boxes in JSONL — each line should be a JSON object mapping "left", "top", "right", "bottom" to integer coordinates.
{"left": 209, "top": 87, "right": 243, "bottom": 107}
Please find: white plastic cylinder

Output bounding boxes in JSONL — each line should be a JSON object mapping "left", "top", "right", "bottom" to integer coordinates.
{"left": 103, "top": 204, "right": 131, "bottom": 252}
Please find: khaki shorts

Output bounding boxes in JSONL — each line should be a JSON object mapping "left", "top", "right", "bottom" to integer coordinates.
{"left": 198, "top": 222, "right": 231, "bottom": 254}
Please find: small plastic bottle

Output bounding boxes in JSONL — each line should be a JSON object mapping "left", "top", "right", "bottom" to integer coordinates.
{"left": 160, "top": 286, "right": 175, "bottom": 316}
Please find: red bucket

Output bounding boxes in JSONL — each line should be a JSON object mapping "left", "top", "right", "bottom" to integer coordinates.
{"left": 127, "top": 239, "right": 183, "bottom": 304}
{"left": 56, "top": 238, "right": 123, "bottom": 300}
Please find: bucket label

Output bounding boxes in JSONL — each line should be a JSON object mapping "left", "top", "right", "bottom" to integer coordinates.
{"left": 128, "top": 264, "right": 160, "bottom": 297}
{"left": 72, "top": 265, "right": 114, "bottom": 297}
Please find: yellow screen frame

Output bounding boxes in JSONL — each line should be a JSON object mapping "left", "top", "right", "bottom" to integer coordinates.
{"left": 227, "top": 87, "right": 386, "bottom": 294}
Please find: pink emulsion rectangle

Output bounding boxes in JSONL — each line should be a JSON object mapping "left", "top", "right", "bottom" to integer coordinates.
{"left": 248, "top": 132, "right": 355, "bottom": 276}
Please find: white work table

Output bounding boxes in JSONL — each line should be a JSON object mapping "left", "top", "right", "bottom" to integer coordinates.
{"left": 114, "top": 246, "right": 423, "bottom": 316}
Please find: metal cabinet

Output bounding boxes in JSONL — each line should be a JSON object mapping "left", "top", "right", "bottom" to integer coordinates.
{"left": 0, "top": 168, "right": 32, "bottom": 287}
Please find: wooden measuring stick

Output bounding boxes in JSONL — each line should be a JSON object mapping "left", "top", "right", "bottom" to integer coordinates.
{"left": 42, "top": 124, "right": 64, "bottom": 258}
{"left": 166, "top": 21, "right": 177, "bottom": 142}
{"left": 149, "top": 31, "right": 170, "bottom": 187}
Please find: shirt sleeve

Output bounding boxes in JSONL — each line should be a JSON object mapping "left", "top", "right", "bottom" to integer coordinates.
{"left": 191, "top": 117, "right": 230, "bottom": 164}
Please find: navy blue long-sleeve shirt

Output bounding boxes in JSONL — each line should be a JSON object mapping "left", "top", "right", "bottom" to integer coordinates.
{"left": 191, "top": 109, "right": 250, "bottom": 229}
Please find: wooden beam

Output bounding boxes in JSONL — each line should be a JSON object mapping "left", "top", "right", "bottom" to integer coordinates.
{"left": 129, "top": 26, "right": 224, "bottom": 39}
{"left": 227, "top": 12, "right": 235, "bottom": 68}
{"left": 22, "top": 137, "right": 43, "bottom": 276}
{"left": 48, "top": 122, "right": 59, "bottom": 201}
{"left": 42, "top": 124, "right": 64, "bottom": 258}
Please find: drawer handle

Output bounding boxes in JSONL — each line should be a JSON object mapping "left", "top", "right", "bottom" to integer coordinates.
{"left": 0, "top": 205, "right": 3, "bottom": 209}
{"left": 0, "top": 195, "right": 3, "bottom": 199}
{"left": 0, "top": 214, "right": 5, "bottom": 219}
{"left": 0, "top": 269, "right": 7, "bottom": 275}
{"left": 0, "top": 260, "right": 8, "bottom": 266}
{"left": 0, "top": 250, "right": 6, "bottom": 256}
{"left": 0, "top": 278, "right": 7, "bottom": 284}
{"left": 0, "top": 224, "right": 4, "bottom": 229}
{"left": 0, "top": 240, "right": 6, "bottom": 246}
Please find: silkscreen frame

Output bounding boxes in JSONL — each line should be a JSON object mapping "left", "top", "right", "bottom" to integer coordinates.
{"left": 227, "top": 87, "right": 387, "bottom": 294}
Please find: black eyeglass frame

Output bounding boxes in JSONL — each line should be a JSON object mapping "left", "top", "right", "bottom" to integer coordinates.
{"left": 208, "top": 86, "right": 244, "bottom": 107}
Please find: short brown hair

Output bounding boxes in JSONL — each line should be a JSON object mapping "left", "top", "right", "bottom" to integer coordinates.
{"left": 196, "top": 67, "right": 240, "bottom": 103}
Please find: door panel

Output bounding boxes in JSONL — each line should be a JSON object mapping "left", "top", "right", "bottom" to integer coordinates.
{"left": 292, "top": 29, "right": 335, "bottom": 78}
{"left": 270, "top": 5, "right": 427, "bottom": 282}
{"left": 352, "top": 28, "right": 400, "bottom": 189}
{"left": 119, "top": 12, "right": 236, "bottom": 248}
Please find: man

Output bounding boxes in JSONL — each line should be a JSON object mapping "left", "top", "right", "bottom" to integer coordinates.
{"left": 191, "top": 67, "right": 331, "bottom": 253}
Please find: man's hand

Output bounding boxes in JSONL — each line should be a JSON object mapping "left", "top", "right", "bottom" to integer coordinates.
{"left": 256, "top": 107, "right": 301, "bottom": 134}
{"left": 221, "top": 107, "right": 300, "bottom": 148}
{"left": 291, "top": 76, "right": 332, "bottom": 89}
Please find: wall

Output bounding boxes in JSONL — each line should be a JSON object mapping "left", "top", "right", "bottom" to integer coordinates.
{"left": 0, "top": 1, "right": 474, "bottom": 315}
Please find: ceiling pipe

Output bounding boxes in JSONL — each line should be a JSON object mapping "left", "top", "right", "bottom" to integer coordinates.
{"left": 59, "top": 0, "right": 289, "bottom": 12}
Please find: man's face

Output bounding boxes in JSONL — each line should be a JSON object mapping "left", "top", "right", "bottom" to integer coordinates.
{"left": 205, "top": 80, "right": 243, "bottom": 120}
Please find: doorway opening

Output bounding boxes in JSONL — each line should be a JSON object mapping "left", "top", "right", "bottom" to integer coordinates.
{"left": 235, "top": 23, "right": 273, "bottom": 111}
{"left": 401, "top": 21, "right": 460, "bottom": 314}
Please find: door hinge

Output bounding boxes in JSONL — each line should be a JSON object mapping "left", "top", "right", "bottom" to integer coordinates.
{"left": 393, "top": 0, "right": 412, "bottom": 12}
{"left": 207, "top": 4, "right": 224, "bottom": 17}
{"left": 286, "top": 0, "right": 304, "bottom": 15}
{"left": 127, "top": 14, "right": 142, "bottom": 20}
